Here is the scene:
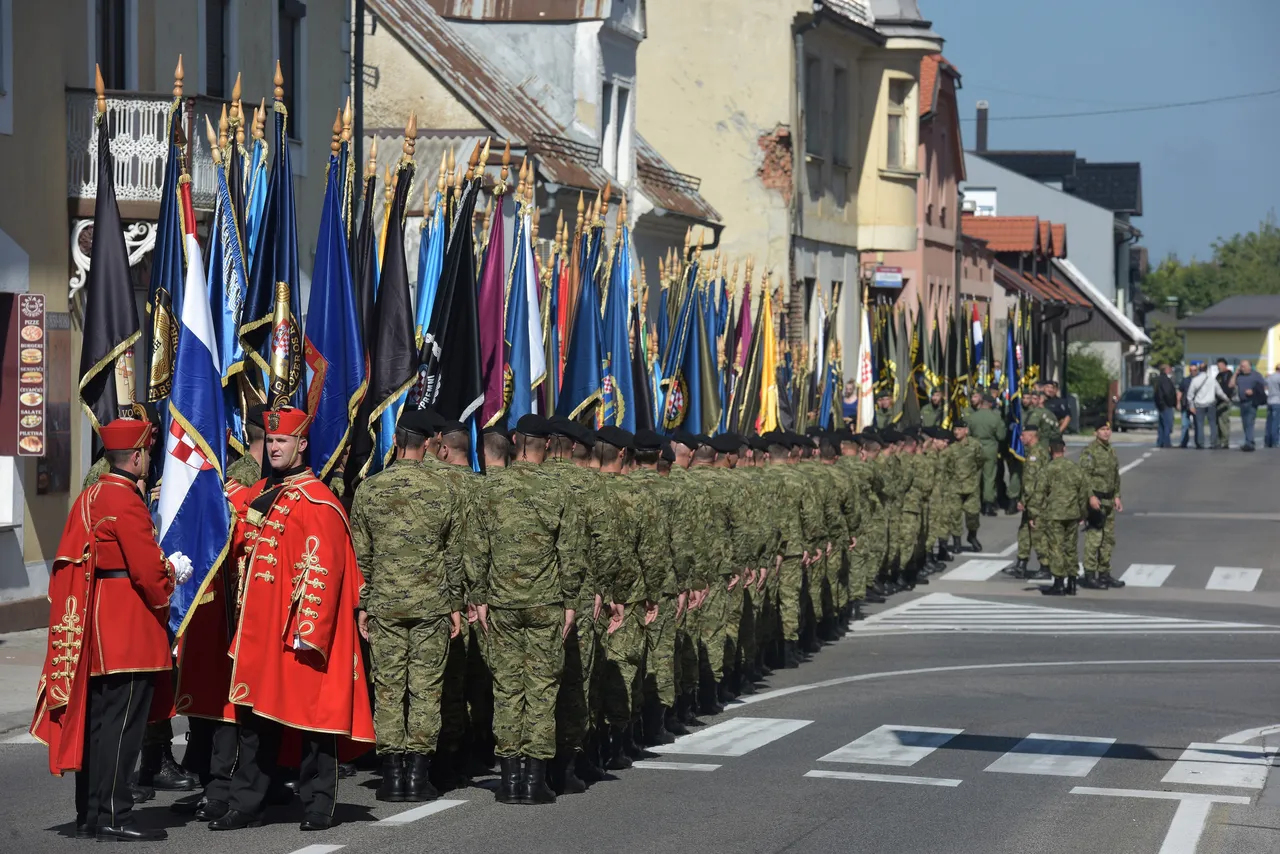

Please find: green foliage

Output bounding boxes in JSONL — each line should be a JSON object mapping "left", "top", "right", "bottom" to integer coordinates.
{"left": 1144, "top": 214, "right": 1280, "bottom": 318}
{"left": 1148, "top": 320, "right": 1184, "bottom": 368}
{"left": 1066, "top": 343, "right": 1115, "bottom": 407}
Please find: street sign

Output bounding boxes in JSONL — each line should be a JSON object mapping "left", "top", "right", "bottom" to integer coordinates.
{"left": 873, "top": 266, "right": 903, "bottom": 289}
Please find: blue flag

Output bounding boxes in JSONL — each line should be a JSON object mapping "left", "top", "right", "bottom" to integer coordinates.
{"left": 157, "top": 185, "right": 230, "bottom": 638}
{"left": 558, "top": 230, "right": 605, "bottom": 422}
{"left": 416, "top": 190, "right": 445, "bottom": 344}
{"left": 243, "top": 135, "right": 269, "bottom": 277}
{"left": 304, "top": 148, "right": 367, "bottom": 480}
{"left": 505, "top": 203, "right": 547, "bottom": 429}
{"left": 1006, "top": 322, "right": 1024, "bottom": 461}
{"left": 601, "top": 222, "right": 637, "bottom": 430}
{"left": 207, "top": 144, "right": 249, "bottom": 452}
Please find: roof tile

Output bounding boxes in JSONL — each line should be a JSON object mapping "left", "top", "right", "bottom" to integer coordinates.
{"left": 962, "top": 214, "right": 1041, "bottom": 253}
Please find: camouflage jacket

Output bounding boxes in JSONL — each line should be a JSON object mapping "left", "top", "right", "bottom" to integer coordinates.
{"left": 1020, "top": 445, "right": 1047, "bottom": 517}
{"left": 621, "top": 468, "right": 677, "bottom": 601}
{"left": 948, "top": 436, "right": 983, "bottom": 486}
{"left": 350, "top": 458, "right": 474, "bottom": 619}
{"left": 1030, "top": 456, "right": 1089, "bottom": 521}
{"left": 474, "top": 461, "right": 588, "bottom": 608}
{"left": 544, "top": 459, "right": 616, "bottom": 603}
{"left": 697, "top": 466, "right": 764, "bottom": 575}
{"left": 83, "top": 457, "right": 111, "bottom": 490}
{"left": 667, "top": 465, "right": 716, "bottom": 589}
{"left": 1077, "top": 439, "right": 1121, "bottom": 499}
{"left": 225, "top": 454, "right": 262, "bottom": 488}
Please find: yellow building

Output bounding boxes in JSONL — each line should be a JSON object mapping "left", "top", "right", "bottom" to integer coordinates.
{"left": 1178, "top": 295, "right": 1280, "bottom": 372}
{"left": 0, "top": 0, "right": 350, "bottom": 626}
{"left": 637, "top": 0, "right": 941, "bottom": 368}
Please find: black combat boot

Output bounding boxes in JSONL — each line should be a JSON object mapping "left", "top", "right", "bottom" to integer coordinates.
{"left": 967, "top": 532, "right": 983, "bottom": 552}
{"left": 698, "top": 679, "right": 725, "bottom": 714}
{"left": 495, "top": 756, "right": 521, "bottom": 803}
{"left": 937, "top": 539, "right": 954, "bottom": 561}
{"left": 664, "top": 705, "right": 690, "bottom": 736}
{"left": 576, "top": 735, "right": 607, "bottom": 782}
{"left": 605, "top": 727, "right": 633, "bottom": 771}
{"left": 549, "top": 752, "right": 586, "bottom": 795}
{"left": 1040, "top": 576, "right": 1066, "bottom": 596}
{"left": 405, "top": 754, "right": 438, "bottom": 802}
{"left": 1101, "top": 572, "right": 1125, "bottom": 588}
{"left": 680, "top": 690, "right": 702, "bottom": 725}
{"left": 624, "top": 721, "right": 647, "bottom": 759}
{"left": 519, "top": 757, "right": 557, "bottom": 804}
{"left": 376, "top": 754, "right": 407, "bottom": 802}
{"left": 1079, "top": 573, "right": 1104, "bottom": 590}
{"left": 864, "top": 588, "right": 886, "bottom": 604}
{"left": 1006, "top": 558, "right": 1027, "bottom": 577}
{"left": 952, "top": 534, "right": 964, "bottom": 555}
{"left": 1065, "top": 575, "right": 1078, "bottom": 596}
{"left": 138, "top": 744, "right": 198, "bottom": 791}
{"left": 783, "top": 640, "right": 803, "bottom": 669}
{"left": 643, "top": 697, "right": 675, "bottom": 746}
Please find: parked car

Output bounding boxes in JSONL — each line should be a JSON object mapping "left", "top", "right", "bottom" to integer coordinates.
{"left": 1113, "top": 385, "right": 1158, "bottom": 431}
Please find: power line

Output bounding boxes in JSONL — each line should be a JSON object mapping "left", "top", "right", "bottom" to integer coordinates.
{"left": 959, "top": 88, "right": 1280, "bottom": 122}
{"left": 962, "top": 82, "right": 1141, "bottom": 108}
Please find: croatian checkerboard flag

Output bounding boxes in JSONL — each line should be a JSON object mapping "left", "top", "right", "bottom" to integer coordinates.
{"left": 157, "top": 182, "right": 231, "bottom": 637}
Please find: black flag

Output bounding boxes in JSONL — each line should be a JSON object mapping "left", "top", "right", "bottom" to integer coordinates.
{"left": 78, "top": 92, "right": 141, "bottom": 432}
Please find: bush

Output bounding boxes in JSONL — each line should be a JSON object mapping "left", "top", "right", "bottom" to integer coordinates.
{"left": 1066, "top": 343, "right": 1115, "bottom": 408}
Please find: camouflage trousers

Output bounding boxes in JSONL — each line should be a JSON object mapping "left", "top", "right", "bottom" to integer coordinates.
{"left": 980, "top": 449, "right": 1000, "bottom": 504}
{"left": 601, "top": 604, "right": 646, "bottom": 726}
{"left": 1016, "top": 511, "right": 1044, "bottom": 562}
{"left": 556, "top": 603, "right": 599, "bottom": 753}
{"left": 778, "top": 557, "right": 807, "bottom": 643}
{"left": 928, "top": 492, "right": 952, "bottom": 545}
{"left": 953, "top": 491, "right": 980, "bottom": 535}
{"left": 1039, "top": 519, "right": 1080, "bottom": 579}
{"left": 739, "top": 586, "right": 758, "bottom": 669}
{"left": 853, "top": 515, "right": 888, "bottom": 591}
{"left": 893, "top": 512, "right": 923, "bottom": 568}
{"left": 1083, "top": 500, "right": 1116, "bottom": 574}
{"left": 696, "top": 582, "right": 729, "bottom": 678}
{"left": 1006, "top": 458, "right": 1023, "bottom": 505}
{"left": 724, "top": 581, "right": 745, "bottom": 677}
{"left": 643, "top": 595, "right": 678, "bottom": 707}
{"left": 367, "top": 615, "right": 452, "bottom": 755}
{"left": 489, "top": 605, "right": 565, "bottom": 761}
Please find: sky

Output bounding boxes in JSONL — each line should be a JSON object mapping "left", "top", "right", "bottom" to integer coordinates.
{"left": 925, "top": 0, "right": 1280, "bottom": 263}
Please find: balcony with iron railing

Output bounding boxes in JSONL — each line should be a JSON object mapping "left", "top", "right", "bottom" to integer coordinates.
{"left": 66, "top": 88, "right": 229, "bottom": 217}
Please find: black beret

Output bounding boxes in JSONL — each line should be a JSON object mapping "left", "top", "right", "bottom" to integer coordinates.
{"left": 398, "top": 408, "right": 442, "bottom": 436}
{"left": 952, "top": 418, "right": 968, "bottom": 429}
{"left": 515, "top": 413, "right": 552, "bottom": 437}
{"left": 660, "top": 443, "right": 676, "bottom": 463}
{"left": 246, "top": 404, "right": 268, "bottom": 429}
{"left": 439, "top": 418, "right": 467, "bottom": 435}
{"left": 747, "top": 435, "right": 771, "bottom": 452}
{"left": 596, "top": 425, "right": 633, "bottom": 449}
{"left": 670, "top": 429, "right": 703, "bottom": 449}
{"left": 633, "top": 428, "right": 665, "bottom": 451}
{"left": 880, "top": 429, "right": 903, "bottom": 444}
{"left": 902, "top": 425, "right": 921, "bottom": 438}
{"left": 1022, "top": 421, "right": 1039, "bottom": 432}
{"left": 940, "top": 429, "right": 956, "bottom": 442}
{"left": 835, "top": 428, "right": 860, "bottom": 444}
{"left": 861, "top": 426, "right": 879, "bottom": 439}
{"left": 550, "top": 415, "right": 595, "bottom": 448}
{"left": 481, "top": 423, "right": 509, "bottom": 436}
{"left": 707, "top": 433, "right": 740, "bottom": 454}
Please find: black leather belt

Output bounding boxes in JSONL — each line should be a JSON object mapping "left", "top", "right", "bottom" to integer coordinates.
{"left": 1093, "top": 491, "right": 1114, "bottom": 500}
{"left": 94, "top": 569, "right": 130, "bottom": 579}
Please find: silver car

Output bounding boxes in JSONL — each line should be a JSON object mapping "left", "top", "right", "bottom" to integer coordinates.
{"left": 1114, "top": 386, "right": 1158, "bottom": 431}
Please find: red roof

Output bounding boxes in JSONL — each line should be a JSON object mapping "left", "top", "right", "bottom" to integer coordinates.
{"left": 962, "top": 214, "right": 1042, "bottom": 253}
{"left": 1051, "top": 223, "right": 1067, "bottom": 258}
{"left": 994, "top": 262, "right": 1088, "bottom": 307}
{"left": 919, "top": 54, "right": 961, "bottom": 117}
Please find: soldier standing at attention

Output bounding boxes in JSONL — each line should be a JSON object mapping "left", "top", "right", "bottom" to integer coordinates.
{"left": 31, "top": 418, "right": 186, "bottom": 842}
{"left": 873, "top": 392, "right": 895, "bottom": 429}
{"left": 967, "top": 395, "right": 1007, "bottom": 516}
{"left": 920, "top": 388, "right": 946, "bottom": 428}
{"left": 1030, "top": 440, "right": 1088, "bottom": 597}
{"left": 474, "top": 414, "right": 586, "bottom": 806}
{"left": 351, "top": 409, "right": 469, "bottom": 804}
{"left": 1078, "top": 422, "right": 1126, "bottom": 590}
{"left": 948, "top": 422, "right": 984, "bottom": 553}
{"left": 1009, "top": 424, "right": 1048, "bottom": 579}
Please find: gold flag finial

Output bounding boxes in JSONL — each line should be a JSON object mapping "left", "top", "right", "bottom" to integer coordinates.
{"left": 218, "top": 103, "right": 229, "bottom": 150}
{"left": 331, "top": 109, "right": 342, "bottom": 156}
{"left": 403, "top": 111, "right": 417, "bottom": 160}
{"left": 205, "top": 115, "right": 222, "bottom": 166}
{"left": 384, "top": 165, "right": 394, "bottom": 203}
{"left": 618, "top": 193, "right": 627, "bottom": 228}
{"left": 467, "top": 139, "right": 482, "bottom": 174}
{"left": 601, "top": 182, "right": 612, "bottom": 217}
{"left": 94, "top": 65, "right": 106, "bottom": 115}
{"left": 231, "top": 71, "right": 241, "bottom": 104}
{"left": 342, "top": 96, "right": 352, "bottom": 143}
{"left": 173, "top": 55, "right": 184, "bottom": 99}
{"left": 500, "top": 139, "right": 511, "bottom": 186}
{"left": 366, "top": 136, "right": 378, "bottom": 179}
{"left": 273, "top": 60, "right": 284, "bottom": 101}
{"left": 683, "top": 227, "right": 692, "bottom": 260}
{"left": 532, "top": 205, "right": 541, "bottom": 242}
{"left": 437, "top": 149, "right": 447, "bottom": 194}
{"left": 253, "top": 98, "right": 266, "bottom": 139}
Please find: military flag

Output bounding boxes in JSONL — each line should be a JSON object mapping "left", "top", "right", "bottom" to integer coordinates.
{"left": 757, "top": 284, "right": 780, "bottom": 434}
{"left": 558, "top": 219, "right": 605, "bottom": 423}
{"left": 601, "top": 198, "right": 637, "bottom": 429}
{"left": 1005, "top": 315, "right": 1025, "bottom": 462}
{"left": 78, "top": 69, "right": 141, "bottom": 433}
{"left": 416, "top": 152, "right": 446, "bottom": 346}
{"left": 856, "top": 292, "right": 874, "bottom": 428}
{"left": 478, "top": 144, "right": 509, "bottom": 428}
{"left": 504, "top": 167, "right": 546, "bottom": 430}
{"left": 243, "top": 99, "right": 270, "bottom": 279}
{"left": 157, "top": 136, "right": 230, "bottom": 637}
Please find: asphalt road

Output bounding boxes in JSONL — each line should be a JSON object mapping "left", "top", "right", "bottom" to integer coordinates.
{"left": 1, "top": 440, "right": 1278, "bottom": 854}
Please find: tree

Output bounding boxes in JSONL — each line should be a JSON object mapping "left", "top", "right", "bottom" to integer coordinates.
{"left": 1148, "top": 320, "right": 1184, "bottom": 368}
{"left": 1144, "top": 214, "right": 1280, "bottom": 318}
{"left": 1066, "top": 343, "right": 1115, "bottom": 408}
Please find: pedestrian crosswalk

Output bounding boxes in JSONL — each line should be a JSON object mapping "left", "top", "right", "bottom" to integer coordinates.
{"left": 852, "top": 593, "right": 1280, "bottom": 635}
{"left": 939, "top": 559, "right": 1267, "bottom": 592}
{"left": 643, "top": 716, "right": 1280, "bottom": 792}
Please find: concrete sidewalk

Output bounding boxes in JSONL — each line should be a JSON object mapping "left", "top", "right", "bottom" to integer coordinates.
{"left": 0, "top": 628, "right": 45, "bottom": 738}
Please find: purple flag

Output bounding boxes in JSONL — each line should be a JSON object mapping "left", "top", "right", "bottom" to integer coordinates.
{"left": 477, "top": 193, "right": 508, "bottom": 427}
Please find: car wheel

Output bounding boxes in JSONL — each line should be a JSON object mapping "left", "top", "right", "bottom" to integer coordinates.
{"left": 1117, "top": 426, "right": 1128, "bottom": 432}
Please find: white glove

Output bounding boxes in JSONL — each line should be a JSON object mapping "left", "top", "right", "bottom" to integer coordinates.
{"left": 168, "top": 552, "right": 194, "bottom": 586}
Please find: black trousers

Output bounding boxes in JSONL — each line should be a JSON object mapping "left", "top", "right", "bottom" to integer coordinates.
{"left": 228, "top": 709, "right": 337, "bottom": 819}
{"left": 74, "top": 672, "right": 155, "bottom": 828}
{"left": 186, "top": 717, "right": 240, "bottom": 804}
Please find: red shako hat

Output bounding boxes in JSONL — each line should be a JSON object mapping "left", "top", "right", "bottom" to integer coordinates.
{"left": 264, "top": 406, "right": 311, "bottom": 438}
{"left": 99, "top": 418, "right": 153, "bottom": 451}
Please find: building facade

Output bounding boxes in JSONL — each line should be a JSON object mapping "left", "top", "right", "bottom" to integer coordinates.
{"left": 0, "top": 0, "right": 350, "bottom": 619}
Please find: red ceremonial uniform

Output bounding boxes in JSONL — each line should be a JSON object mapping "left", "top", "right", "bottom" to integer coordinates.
{"left": 30, "top": 472, "right": 175, "bottom": 775}
{"left": 173, "top": 479, "right": 255, "bottom": 722}
{"left": 228, "top": 469, "right": 374, "bottom": 746}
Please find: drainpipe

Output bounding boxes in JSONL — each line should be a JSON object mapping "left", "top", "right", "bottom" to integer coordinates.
{"left": 354, "top": 0, "right": 365, "bottom": 166}
{"left": 792, "top": 14, "right": 820, "bottom": 292}
{"left": 1061, "top": 308, "right": 1095, "bottom": 431}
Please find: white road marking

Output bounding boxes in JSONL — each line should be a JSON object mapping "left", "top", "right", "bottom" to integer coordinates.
{"left": 649, "top": 716, "right": 813, "bottom": 756}
{"left": 854, "top": 593, "right": 1278, "bottom": 635}
{"left": 985, "top": 733, "right": 1115, "bottom": 777}
{"left": 1071, "top": 787, "right": 1252, "bottom": 854}
{"left": 998, "top": 541, "right": 1018, "bottom": 557}
{"left": 940, "top": 560, "right": 1010, "bottom": 581}
{"left": 286, "top": 846, "right": 346, "bottom": 854}
{"left": 1206, "top": 567, "right": 1263, "bottom": 592}
{"left": 804, "top": 769, "right": 963, "bottom": 787}
{"left": 1119, "top": 456, "right": 1148, "bottom": 474}
{"left": 1219, "top": 724, "right": 1280, "bottom": 745}
{"left": 633, "top": 760, "right": 721, "bottom": 771}
{"left": 375, "top": 799, "right": 467, "bottom": 825}
{"left": 1161, "top": 743, "right": 1278, "bottom": 789}
{"left": 1118, "top": 563, "right": 1175, "bottom": 587}
{"left": 817, "top": 725, "right": 964, "bottom": 767}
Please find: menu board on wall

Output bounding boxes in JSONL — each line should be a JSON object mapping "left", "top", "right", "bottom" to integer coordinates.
{"left": 16, "top": 294, "right": 46, "bottom": 457}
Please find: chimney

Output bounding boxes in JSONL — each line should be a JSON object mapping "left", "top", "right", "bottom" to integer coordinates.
{"left": 976, "top": 100, "right": 989, "bottom": 152}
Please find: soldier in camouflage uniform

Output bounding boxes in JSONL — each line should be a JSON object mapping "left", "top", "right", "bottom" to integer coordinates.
{"left": 688, "top": 436, "right": 736, "bottom": 708}
{"left": 764, "top": 432, "right": 821, "bottom": 668}
{"left": 1029, "top": 439, "right": 1088, "bottom": 596}
{"left": 224, "top": 406, "right": 267, "bottom": 488}
{"left": 924, "top": 428, "right": 956, "bottom": 566}
{"left": 665, "top": 432, "right": 712, "bottom": 720}
{"left": 894, "top": 431, "right": 930, "bottom": 588}
{"left": 1078, "top": 423, "right": 1126, "bottom": 590}
{"left": 948, "top": 422, "right": 984, "bottom": 552}
{"left": 1009, "top": 424, "right": 1048, "bottom": 579}
{"left": 472, "top": 414, "right": 587, "bottom": 806}
{"left": 351, "top": 410, "right": 471, "bottom": 804}
{"left": 968, "top": 396, "right": 1007, "bottom": 516}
